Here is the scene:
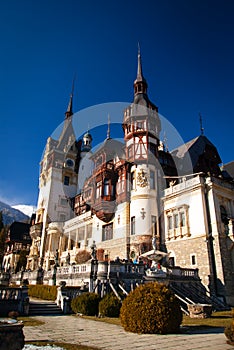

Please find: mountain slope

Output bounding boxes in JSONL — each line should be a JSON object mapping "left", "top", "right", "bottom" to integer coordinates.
{"left": 0, "top": 201, "right": 29, "bottom": 226}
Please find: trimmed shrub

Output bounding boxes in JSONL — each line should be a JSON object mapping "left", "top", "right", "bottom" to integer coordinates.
{"left": 120, "top": 282, "right": 182, "bottom": 334}
{"left": 28, "top": 284, "right": 57, "bottom": 301}
{"left": 99, "top": 293, "right": 122, "bottom": 318}
{"left": 71, "top": 292, "right": 100, "bottom": 316}
{"left": 224, "top": 309, "right": 234, "bottom": 344}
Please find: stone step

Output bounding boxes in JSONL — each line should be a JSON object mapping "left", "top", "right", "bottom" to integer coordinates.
{"left": 29, "top": 300, "right": 63, "bottom": 316}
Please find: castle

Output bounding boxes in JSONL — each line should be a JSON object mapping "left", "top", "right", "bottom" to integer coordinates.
{"left": 26, "top": 50, "right": 234, "bottom": 305}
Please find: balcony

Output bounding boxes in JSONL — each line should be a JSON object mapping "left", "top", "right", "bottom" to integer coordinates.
{"left": 30, "top": 223, "right": 42, "bottom": 239}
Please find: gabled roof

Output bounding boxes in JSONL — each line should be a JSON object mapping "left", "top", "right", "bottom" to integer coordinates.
{"left": 171, "top": 135, "right": 222, "bottom": 168}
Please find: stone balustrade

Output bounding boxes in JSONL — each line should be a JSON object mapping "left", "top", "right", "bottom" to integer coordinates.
{"left": 167, "top": 267, "right": 199, "bottom": 279}
{"left": 0, "top": 286, "right": 29, "bottom": 316}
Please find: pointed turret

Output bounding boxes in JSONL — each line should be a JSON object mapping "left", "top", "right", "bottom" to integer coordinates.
{"left": 134, "top": 44, "right": 148, "bottom": 95}
{"left": 82, "top": 130, "right": 93, "bottom": 152}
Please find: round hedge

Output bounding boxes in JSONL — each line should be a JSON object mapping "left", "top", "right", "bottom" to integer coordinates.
{"left": 99, "top": 293, "right": 122, "bottom": 318}
{"left": 120, "top": 282, "right": 182, "bottom": 334}
{"left": 71, "top": 292, "right": 100, "bottom": 316}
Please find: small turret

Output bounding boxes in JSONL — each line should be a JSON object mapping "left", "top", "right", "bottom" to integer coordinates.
{"left": 82, "top": 131, "right": 92, "bottom": 152}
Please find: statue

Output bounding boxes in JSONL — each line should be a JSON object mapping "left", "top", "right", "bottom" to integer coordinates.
{"left": 152, "top": 236, "right": 157, "bottom": 252}
{"left": 66, "top": 252, "right": 70, "bottom": 265}
{"left": 90, "top": 241, "right": 97, "bottom": 260}
{"left": 55, "top": 249, "right": 59, "bottom": 267}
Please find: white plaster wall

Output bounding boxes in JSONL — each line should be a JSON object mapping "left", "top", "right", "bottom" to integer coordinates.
{"left": 164, "top": 187, "right": 206, "bottom": 237}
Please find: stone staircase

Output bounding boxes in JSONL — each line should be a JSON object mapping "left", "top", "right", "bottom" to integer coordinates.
{"left": 29, "top": 299, "right": 63, "bottom": 316}
{"left": 170, "top": 282, "right": 228, "bottom": 314}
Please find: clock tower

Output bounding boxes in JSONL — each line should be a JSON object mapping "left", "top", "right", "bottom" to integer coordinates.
{"left": 31, "top": 91, "right": 81, "bottom": 269}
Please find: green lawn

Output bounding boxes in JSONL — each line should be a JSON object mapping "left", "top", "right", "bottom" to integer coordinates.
{"left": 79, "top": 310, "right": 233, "bottom": 329}
{"left": 182, "top": 310, "right": 232, "bottom": 329}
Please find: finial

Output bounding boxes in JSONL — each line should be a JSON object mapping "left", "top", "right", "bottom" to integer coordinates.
{"left": 107, "top": 114, "right": 111, "bottom": 139}
{"left": 199, "top": 112, "right": 204, "bottom": 135}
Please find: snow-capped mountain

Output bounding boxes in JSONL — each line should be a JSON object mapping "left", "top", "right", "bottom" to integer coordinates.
{"left": 0, "top": 201, "right": 30, "bottom": 225}
{"left": 12, "top": 204, "right": 36, "bottom": 217}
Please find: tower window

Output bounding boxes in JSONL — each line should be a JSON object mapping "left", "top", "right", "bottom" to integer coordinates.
{"left": 131, "top": 216, "right": 136, "bottom": 235}
{"left": 150, "top": 143, "right": 156, "bottom": 155}
{"left": 150, "top": 170, "right": 155, "bottom": 189}
{"left": 131, "top": 171, "right": 136, "bottom": 190}
{"left": 64, "top": 176, "right": 70, "bottom": 186}
{"left": 136, "top": 121, "right": 143, "bottom": 130}
{"left": 60, "top": 197, "right": 68, "bottom": 206}
{"left": 59, "top": 214, "right": 66, "bottom": 222}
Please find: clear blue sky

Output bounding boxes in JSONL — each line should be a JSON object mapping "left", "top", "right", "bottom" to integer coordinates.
{"left": 0, "top": 0, "right": 233, "bottom": 206}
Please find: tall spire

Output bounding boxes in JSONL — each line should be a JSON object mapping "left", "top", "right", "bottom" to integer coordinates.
{"left": 65, "top": 76, "right": 75, "bottom": 119}
{"left": 136, "top": 43, "right": 146, "bottom": 82}
{"left": 134, "top": 44, "right": 148, "bottom": 95}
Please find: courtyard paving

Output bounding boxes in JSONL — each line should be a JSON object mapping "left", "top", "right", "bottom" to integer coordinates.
{"left": 23, "top": 315, "right": 233, "bottom": 350}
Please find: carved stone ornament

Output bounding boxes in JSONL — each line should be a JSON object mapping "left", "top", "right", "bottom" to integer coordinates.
{"left": 137, "top": 169, "right": 148, "bottom": 187}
